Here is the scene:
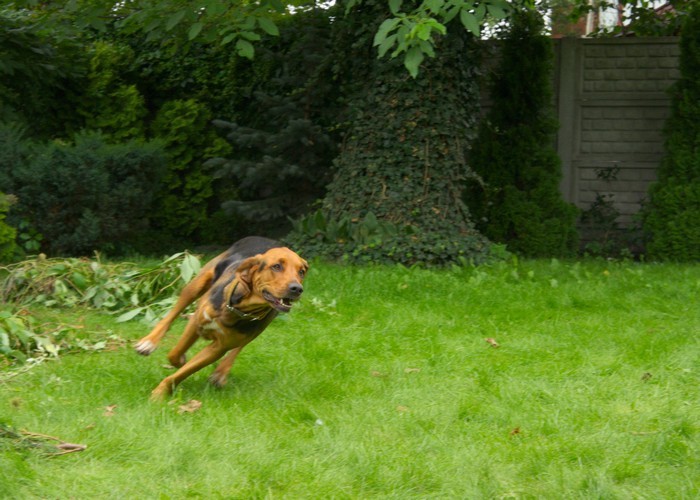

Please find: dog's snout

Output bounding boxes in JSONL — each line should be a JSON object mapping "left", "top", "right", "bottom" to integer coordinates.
{"left": 288, "top": 283, "right": 303, "bottom": 296}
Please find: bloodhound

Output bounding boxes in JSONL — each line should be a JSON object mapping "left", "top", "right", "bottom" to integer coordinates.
{"left": 135, "top": 236, "right": 308, "bottom": 400}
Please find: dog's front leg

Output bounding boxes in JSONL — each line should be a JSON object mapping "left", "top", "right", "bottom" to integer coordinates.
{"left": 150, "top": 342, "right": 228, "bottom": 401}
{"left": 135, "top": 271, "right": 213, "bottom": 356}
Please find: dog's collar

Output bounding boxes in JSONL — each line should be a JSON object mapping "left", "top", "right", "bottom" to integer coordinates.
{"left": 225, "top": 304, "right": 269, "bottom": 321}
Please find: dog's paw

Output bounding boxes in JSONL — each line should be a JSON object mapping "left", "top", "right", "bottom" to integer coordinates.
{"left": 168, "top": 353, "right": 187, "bottom": 368}
{"left": 134, "top": 339, "right": 157, "bottom": 356}
{"left": 149, "top": 379, "right": 174, "bottom": 401}
{"left": 208, "top": 372, "right": 228, "bottom": 389}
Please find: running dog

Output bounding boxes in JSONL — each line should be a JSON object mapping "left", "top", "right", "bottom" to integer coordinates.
{"left": 135, "top": 236, "right": 308, "bottom": 400}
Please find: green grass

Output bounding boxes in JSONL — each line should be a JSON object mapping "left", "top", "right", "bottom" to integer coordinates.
{"left": 1, "top": 259, "right": 699, "bottom": 498}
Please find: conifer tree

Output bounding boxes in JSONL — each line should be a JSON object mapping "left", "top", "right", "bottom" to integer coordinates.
{"left": 642, "top": 4, "right": 700, "bottom": 260}
{"left": 465, "top": 9, "right": 578, "bottom": 257}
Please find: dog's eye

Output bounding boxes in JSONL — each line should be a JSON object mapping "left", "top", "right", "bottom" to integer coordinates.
{"left": 271, "top": 263, "right": 283, "bottom": 272}
{"left": 298, "top": 269, "right": 305, "bottom": 278}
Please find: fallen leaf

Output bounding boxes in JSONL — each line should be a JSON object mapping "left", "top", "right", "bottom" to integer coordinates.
{"left": 396, "top": 405, "right": 410, "bottom": 413}
{"left": 510, "top": 427, "right": 521, "bottom": 436}
{"left": 178, "top": 400, "right": 202, "bottom": 414}
{"left": 371, "top": 370, "right": 386, "bottom": 377}
{"left": 56, "top": 442, "right": 87, "bottom": 452}
{"left": 103, "top": 405, "right": 117, "bottom": 417}
{"left": 485, "top": 338, "right": 500, "bottom": 348}
{"left": 404, "top": 367, "right": 421, "bottom": 374}
{"left": 641, "top": 372, "right": 653, "bottom": 382}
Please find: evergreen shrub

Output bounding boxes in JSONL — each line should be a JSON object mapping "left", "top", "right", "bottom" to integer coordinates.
{"left": 79, "top": 42, "right": 147, "bottom": 141}
{"left": 3, "top": 132, "right": 166, "bottom": 256}
{"left": 465, "top": 9, "right": 578, "bottom": 258}
{"left": 0, "top": 193, "right": 16, "bottom": 261}
{"left": 642, "top": 5, "right": 700, "bottom": 261}
{"left": 149, "top": 99, "right": 231, "bottom": 244}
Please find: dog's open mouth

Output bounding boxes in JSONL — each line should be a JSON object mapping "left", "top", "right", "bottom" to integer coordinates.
{"left": 262, "top": 290, "right": 295, "bottom": 313}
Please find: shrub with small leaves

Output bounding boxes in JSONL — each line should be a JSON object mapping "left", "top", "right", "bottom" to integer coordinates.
{"left": 0, "top": 193, "right": 16, "bottom": 262}
{"left": 4, "top": 132, "right": 166, "bottom": 256}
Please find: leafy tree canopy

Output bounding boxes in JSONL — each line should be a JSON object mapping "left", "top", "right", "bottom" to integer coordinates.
{"left": 8, "top": 0, "right": 518, "bottom": 76}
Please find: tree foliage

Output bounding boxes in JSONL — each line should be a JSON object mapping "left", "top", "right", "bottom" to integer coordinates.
{"left": 0, "top": 8, "right": 87, "bottom": 139}
{"left": 642, "top": 4, "right": 700, "bottom": 261}
{"left": 569, "top": 0, "right": 692, "bottom": 36}
{"left": 465, "top": 9, "right": 578, "bottom": 257}
{"left": 206, "top": 9, "right": 339, "bottom": 235}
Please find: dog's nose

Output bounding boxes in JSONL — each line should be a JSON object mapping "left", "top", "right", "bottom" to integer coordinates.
{"left": 288, "top": 283, "right": 303, "bottom": 297}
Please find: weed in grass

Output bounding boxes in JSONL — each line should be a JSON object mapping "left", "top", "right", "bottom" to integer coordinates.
{"left": 1, "top": 259, "right": 699, "bottom": 498}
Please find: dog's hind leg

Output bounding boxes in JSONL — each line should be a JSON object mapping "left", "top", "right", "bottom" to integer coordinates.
{"left": 166, "top": 313, "right": 201, "bottom": 368}
{"left": 208, "top": 347, "right": 243, "bottom": 388}
{"left": 134, "top": 270, "right": 213, "bottom": 356}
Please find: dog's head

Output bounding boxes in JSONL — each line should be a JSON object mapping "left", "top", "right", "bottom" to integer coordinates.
{"left": 228, "top": 247, "right": 308, "bottom": 313}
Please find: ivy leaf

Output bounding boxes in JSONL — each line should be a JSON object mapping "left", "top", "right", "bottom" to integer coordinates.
{"left": 404, "top": 46, "right": 424, "bottom": 78}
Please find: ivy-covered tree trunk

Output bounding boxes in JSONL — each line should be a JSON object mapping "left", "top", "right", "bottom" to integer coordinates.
{"left": 642, "top": 4, "right": 700, "bottom": 261}
{"left": 289, "top": 1, "right": 489, "bottom": 266}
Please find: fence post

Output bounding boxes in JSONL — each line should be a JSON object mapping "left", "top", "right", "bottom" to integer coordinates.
{"left": 556, "top": 37, "right": 579, "bottom": 205}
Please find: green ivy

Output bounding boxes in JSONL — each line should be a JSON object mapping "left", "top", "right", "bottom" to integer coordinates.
{"left": 289, "top": 0, "right": 490, "bottom": 267}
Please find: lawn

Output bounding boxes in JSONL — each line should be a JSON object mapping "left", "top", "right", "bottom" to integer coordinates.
{"left": 1, "top": 259, "right": 699, "bottom": 498}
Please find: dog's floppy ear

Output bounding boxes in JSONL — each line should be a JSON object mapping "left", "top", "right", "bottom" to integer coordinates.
{"left": 224, "top": 255, "right": 261, "bottom": 307}
{"left": 226, "top": 278, "right": 250, "bottom": 307}
{"left": 235, "top": 255, "right": 262, "bottom": 287}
